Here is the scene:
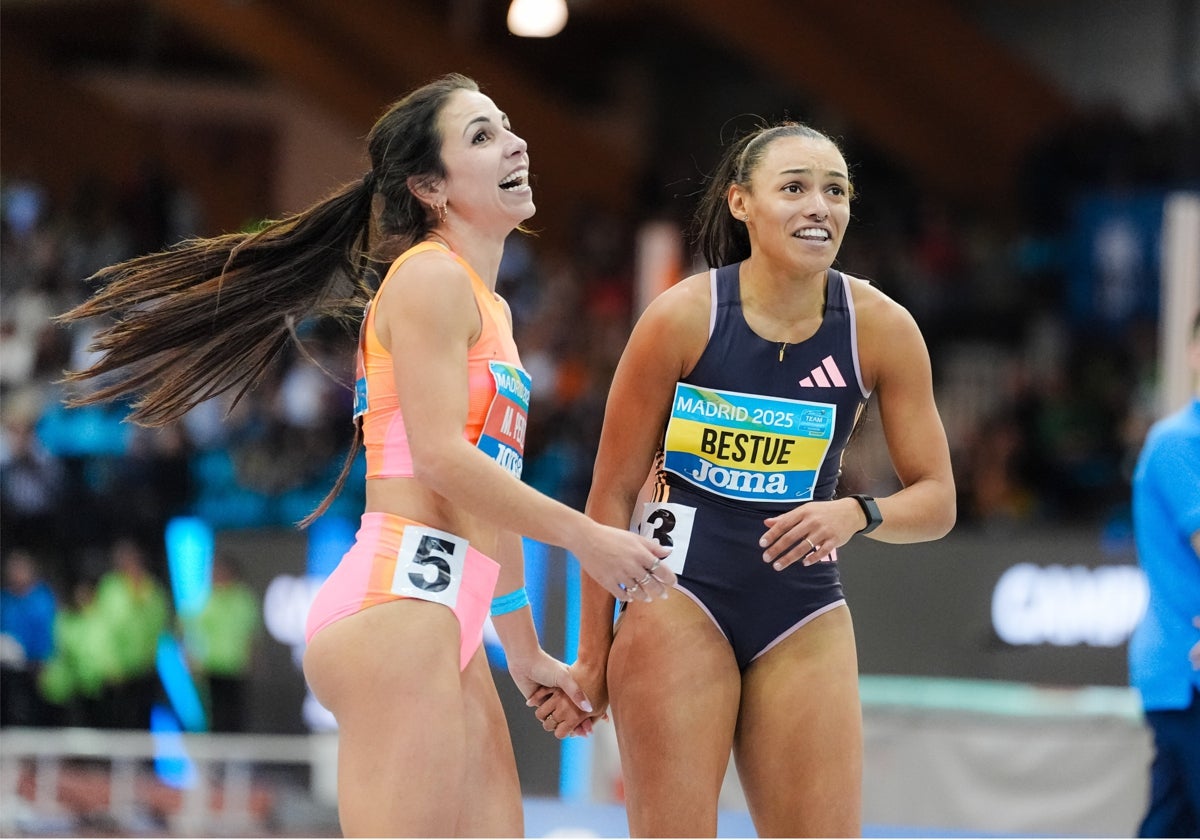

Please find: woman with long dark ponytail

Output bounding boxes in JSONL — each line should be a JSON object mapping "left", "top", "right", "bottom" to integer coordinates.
{"left": 60, "top": 73, "right": 672, "bottom": 836}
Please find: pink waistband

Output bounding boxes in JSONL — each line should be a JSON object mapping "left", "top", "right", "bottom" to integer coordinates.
{"left": 305, "top": 512, "right": 501, "bottom": 671}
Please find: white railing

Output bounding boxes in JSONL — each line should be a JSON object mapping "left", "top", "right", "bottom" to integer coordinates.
{"left": 0, "top": 728, "right": 338, "bottom": 837}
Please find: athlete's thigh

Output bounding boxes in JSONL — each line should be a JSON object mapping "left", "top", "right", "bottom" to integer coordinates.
{"left": 303, "top": 599, "right": 467, "bottom": 837}
{"left": 453, "top": 646, "right": 523, "bottom": 837}
{"left": 733, "top": 605, "right": 862, "bottom": 838}
{"left": 609, "top": 590, "right": 741, "bottom": 836}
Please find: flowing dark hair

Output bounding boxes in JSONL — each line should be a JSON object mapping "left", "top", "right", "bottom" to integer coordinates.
{"left": 691, "top": 121, "right": 848, "bottom": 268}
{"left": 57, "top": 73, "right": 481, "bottom": 526}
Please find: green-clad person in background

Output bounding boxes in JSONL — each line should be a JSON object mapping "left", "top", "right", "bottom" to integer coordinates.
{"left": 95, "top": 536, "right": 170, "bottom": 729}
{"left": 39, "top": 573, "right": 122, "bottom": 727}
{"left": 182, "top": 552, "right": 260, "bottom": 732}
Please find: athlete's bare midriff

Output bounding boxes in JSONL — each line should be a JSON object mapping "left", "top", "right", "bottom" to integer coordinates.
{"left": 365, "top": 476, "right": 501, "bottom": 559}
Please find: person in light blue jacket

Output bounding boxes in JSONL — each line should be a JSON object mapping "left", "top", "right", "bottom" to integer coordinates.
{"left": 1129, "top": 310, "right": 1200, "bottom": 838}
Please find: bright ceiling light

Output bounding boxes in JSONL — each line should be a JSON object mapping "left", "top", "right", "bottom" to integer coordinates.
{"left": 507, "top": 0, "right": 568, "bottom": 37}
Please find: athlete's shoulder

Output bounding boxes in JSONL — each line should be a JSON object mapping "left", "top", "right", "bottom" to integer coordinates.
{"left": 376, "top": 246, "right": 473, "bottom": 308}
{"left": 387, "top": 245, "right": 470, "bottom": 285}
{"left": 371, "top": 246, "right": 478, "bottom": 349}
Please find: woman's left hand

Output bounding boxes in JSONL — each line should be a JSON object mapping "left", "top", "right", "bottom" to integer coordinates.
{"left": 760, "top": 497, "right": 864, "bottom": 570}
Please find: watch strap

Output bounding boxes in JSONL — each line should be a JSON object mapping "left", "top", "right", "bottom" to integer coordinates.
{"left": 850, "top": 494, "right": 883, "bottom": 534}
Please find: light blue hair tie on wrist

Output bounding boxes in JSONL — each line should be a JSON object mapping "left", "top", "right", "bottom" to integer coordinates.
{"left": 490, "top": 586, "right": 530, "bottom": 617}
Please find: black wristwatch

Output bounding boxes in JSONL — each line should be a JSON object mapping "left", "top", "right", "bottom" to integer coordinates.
{"left": 850, "top": 494, "right": 883, "bottom": 534}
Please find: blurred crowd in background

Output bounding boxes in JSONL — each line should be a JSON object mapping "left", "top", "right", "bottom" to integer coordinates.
{"left": 1, "top": 101, "right": 1196, "bottom": 731}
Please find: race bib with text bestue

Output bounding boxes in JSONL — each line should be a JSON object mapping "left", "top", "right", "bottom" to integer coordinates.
{"left": 662, "top": 383, "right": 836, "bottom": 503}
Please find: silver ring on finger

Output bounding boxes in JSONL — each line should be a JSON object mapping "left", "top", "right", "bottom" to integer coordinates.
{"left": 802, "top": 537, "right": 817, "bottom": 555}
{"left": 649, "top": 557, "right": 662, "bottom": 573}
{"left": 545, "top": 714, "right": 556, "bottom": 728}
{"left": 636, "top": 573, "right": 654, "bottom": 587}
{"left": 627, "top": 583, "right": 641, "bottom": 594}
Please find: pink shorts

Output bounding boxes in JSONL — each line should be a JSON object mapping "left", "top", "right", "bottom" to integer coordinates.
{"left": 305, "top": 512, "right": 501, "bottom": 671}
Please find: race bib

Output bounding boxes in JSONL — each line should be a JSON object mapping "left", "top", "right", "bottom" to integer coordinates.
{"left": 390, "top": 525, "right": 468, "bottom": 609}
{"left": 662, "top": 384, "right": 836, "bottom": 503}
{"left": 637, "top": 501, "right": 696, "bottom": 576}
{"left": 352, "top": 303, "right": 372, "bottom": 420}
{"left": 476, "top": 361, "right": 532, "bottom": 479}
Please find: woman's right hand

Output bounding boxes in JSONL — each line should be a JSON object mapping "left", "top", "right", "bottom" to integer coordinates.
{"left": 575, "top": 522, "right": 673, "bottom": 602}
{"left": 529, "top": 659, "right": 610, "bottom": 739}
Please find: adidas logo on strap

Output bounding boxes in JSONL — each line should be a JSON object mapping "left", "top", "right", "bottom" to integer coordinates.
{"left": 799, "top": 355, "right": 846, "bottom": 388}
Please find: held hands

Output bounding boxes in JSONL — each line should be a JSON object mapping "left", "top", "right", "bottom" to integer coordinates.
{"left": 576, "top": 523, "right": 674, "bottom": 603}
{"left": 528, "top": 661, "right": 609, "bottom": 740}
{"left": 506, "top": 648, "right": 595, "bottom": 729}
{"left": 760, "top": 497, "right": 865, "bottom": 571}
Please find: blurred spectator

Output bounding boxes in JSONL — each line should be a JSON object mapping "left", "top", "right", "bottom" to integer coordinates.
{"left": 120, "top": 158, "right": 203, "bottom": 256}
{"left": 106, "top": 423, "right": 195, "bottom": 551}
{"left": 905, "top": 196, "right": 968, "bottom": 333}
{"left": 39, "top": 567, "right": 120, "bottom": 728}
{"left": 55, "top": 174, "right": 134, "bottom": 288}
{"left": 962, "top": 411, "right": 1035, "bottom": 527}
{"left": 0, "top": 317, "right": 36, "bottom": 388}
{"left": 95, "top": 536, "right": 170, "bottom": 730}
{"left": 181, "top": 552, "right": 260, "bottom": 733}
{"left": 0, "top": 388, "right": 66, "bottom": 559}
{"left": 1128, "top": 312, "right": 1200, "bottom": 838}
{"left": 0, "top": 547, "right": 58, "bottom": 727}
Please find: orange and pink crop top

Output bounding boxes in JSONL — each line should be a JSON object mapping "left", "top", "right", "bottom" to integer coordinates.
{"left": 353, "top": 241, "right": 531, "bottom": 480}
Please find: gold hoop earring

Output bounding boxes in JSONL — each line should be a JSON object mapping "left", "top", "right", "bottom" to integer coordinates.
{"left": 433, "top": 201, "right": 447, "bottom": 224}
